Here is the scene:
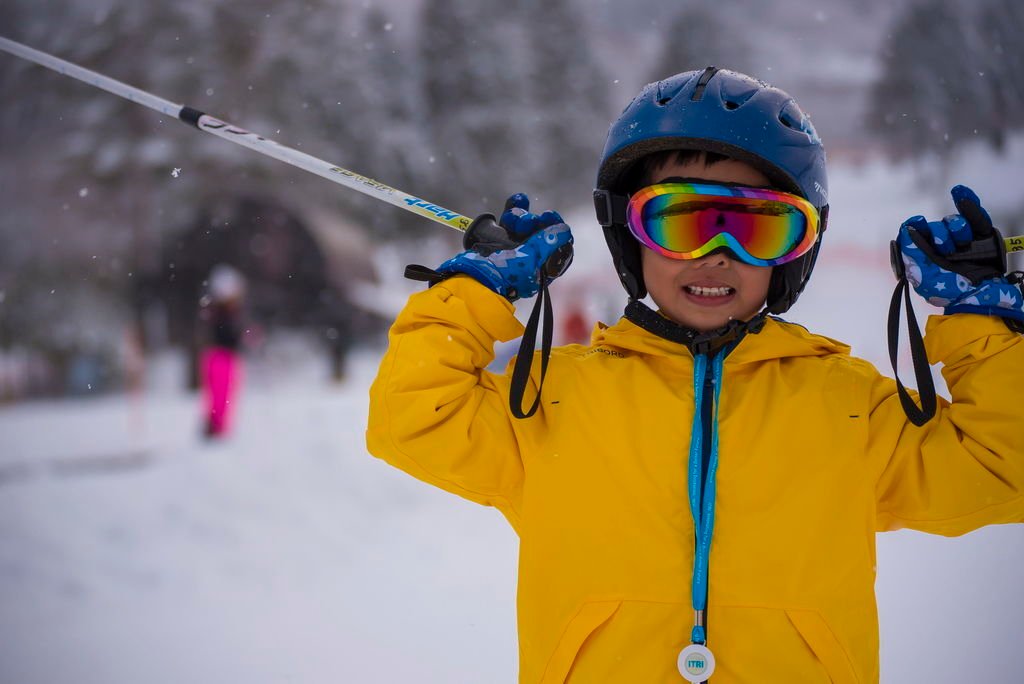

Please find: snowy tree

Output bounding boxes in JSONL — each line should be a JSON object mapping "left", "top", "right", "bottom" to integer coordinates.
{"left": 343, "top": 7, "right": 434, "bottom": 238}
{"left": 418, "top": 0, "right": 529, "bottom": 213}
{"left": 974, "top": 0, "right": 1024, "bottom": 152}
{"left": 865, "top": 0, "right": 1016, "bottom": 162}
{"left": 519, "top": 0, "right": 611, "bottom": 204}
{"left": 418, "top": 0, "right": 610, "bottom": 214}
{"left": 1, "top": 0, "right": 384, "bottom": 252}
{"left": 647, "top": 7, "right": 756, "bottom": 82}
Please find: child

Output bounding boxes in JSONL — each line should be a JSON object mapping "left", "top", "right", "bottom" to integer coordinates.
{"left": 366, "top": 68, "right": 1024, "bottom": 683}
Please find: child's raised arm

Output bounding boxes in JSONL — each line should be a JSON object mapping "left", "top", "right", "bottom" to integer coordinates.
{"left": 366, "top": 195, "right": 573, "bottom": 531}
{"left": 871, "top": 186, "right": 1024, "bottom": 534}
{"left": 870, "top": 313, "right": 1023, "bottom": 534}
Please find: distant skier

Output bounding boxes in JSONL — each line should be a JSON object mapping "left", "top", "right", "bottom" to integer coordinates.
{"left": 366, "top": 68, "right": 1024, "bottom": 682}
{"left": 199, "top": 264, "right": 246, "bottom": 439}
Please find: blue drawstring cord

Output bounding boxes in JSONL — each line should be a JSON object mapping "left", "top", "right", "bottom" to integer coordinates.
{"left": 689, "top": 348, "right": 726, "bottom": 645}
{"left": 687, "top": 354, "right": 707, "bottom": 531}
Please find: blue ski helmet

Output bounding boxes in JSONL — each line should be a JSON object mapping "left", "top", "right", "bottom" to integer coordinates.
{"left": 593, "top": 67, "right": 829, "bottom": 314}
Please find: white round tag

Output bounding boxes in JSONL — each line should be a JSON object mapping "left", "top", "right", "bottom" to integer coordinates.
{"left": 677, "top": 643, "right": 716, "bottom": 682}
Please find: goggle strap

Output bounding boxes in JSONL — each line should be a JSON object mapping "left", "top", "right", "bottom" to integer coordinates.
{"left": 593, "top": 189, "right": 628, "bottom": 228}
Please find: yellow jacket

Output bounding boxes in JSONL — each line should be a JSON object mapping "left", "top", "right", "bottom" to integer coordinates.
{"left": 366, "top": 276, "right": 1024, "bottom": 683}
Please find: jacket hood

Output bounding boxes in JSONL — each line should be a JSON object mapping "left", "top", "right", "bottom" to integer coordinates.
{"left": 591, "top": 314, "right": 851, "bottom": 365}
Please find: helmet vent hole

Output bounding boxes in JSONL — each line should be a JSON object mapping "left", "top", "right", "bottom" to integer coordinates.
{"left": 724, "top": 101, "right": 740, "bottom": 111}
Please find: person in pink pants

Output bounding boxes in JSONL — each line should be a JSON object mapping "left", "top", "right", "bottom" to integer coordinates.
{"left": 200, "top": 264, "right": 246, "bottom": 438}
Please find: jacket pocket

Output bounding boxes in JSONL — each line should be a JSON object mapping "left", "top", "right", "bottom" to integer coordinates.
{"left": 786, "top": 609, "right": 859, "bottom": 684}
{"left": 540, "top": 600, "right": 621, "bottom": 684}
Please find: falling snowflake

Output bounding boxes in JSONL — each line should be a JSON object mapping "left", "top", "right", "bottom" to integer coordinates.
{"left": 171, "top": 168, "right": 182, "bottom": 178}
{"left": 78, "top": 187, "right": 89, "bottom": 198}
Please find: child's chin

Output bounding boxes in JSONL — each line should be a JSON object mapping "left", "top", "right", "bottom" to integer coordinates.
{"left": 664, "top": 308, "right": 734, "bottom": 332}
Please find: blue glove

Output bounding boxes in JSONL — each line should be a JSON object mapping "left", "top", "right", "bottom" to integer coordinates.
{"left": 895, "top": 185, "right": 1024, "bottom": 322}
{"left": 436, "top": 194, "right": 574, "bottom": 301}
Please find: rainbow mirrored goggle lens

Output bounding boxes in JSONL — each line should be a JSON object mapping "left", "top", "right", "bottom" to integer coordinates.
{"left": 626, "top": 182, "right": 820, "bottom": 266}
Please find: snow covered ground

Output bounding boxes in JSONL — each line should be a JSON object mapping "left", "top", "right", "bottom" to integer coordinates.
{"left": 0, "top": 349, "right": 520, "bottom": 684}
{"left": 3, "top": 151, "right": 1024, "bottom": 683}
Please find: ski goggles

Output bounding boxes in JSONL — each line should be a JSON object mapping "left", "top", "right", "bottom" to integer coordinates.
{"left": 626, "top": 181, "right": 821, "bottom": 266}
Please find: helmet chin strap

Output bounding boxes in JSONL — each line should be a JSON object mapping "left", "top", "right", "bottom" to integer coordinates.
{"left": 624, "top": 300, "right": 769, "bottom": 355}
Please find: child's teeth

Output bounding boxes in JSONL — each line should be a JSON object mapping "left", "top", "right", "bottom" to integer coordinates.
{"left": 686, "top": 285, "right": 733, "bottom": 296}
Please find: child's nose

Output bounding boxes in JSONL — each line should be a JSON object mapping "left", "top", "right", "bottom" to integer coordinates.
{"left": 694, "top": 248, "right": 735, "bottom": 267}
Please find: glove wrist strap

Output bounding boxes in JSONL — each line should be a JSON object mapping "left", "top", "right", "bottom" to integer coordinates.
{"left": 509, "top": 280, "right": 554, "bottom": 419}
{"left": 887, "top": 240, "right": 938, "bottom": 426}
{"left": 404, "top": 264, "right": 449, "bottom": 286}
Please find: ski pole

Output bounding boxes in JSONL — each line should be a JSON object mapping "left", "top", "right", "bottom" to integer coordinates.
{"left": 0, "top": 35, "right": 472, "bottom": 232}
